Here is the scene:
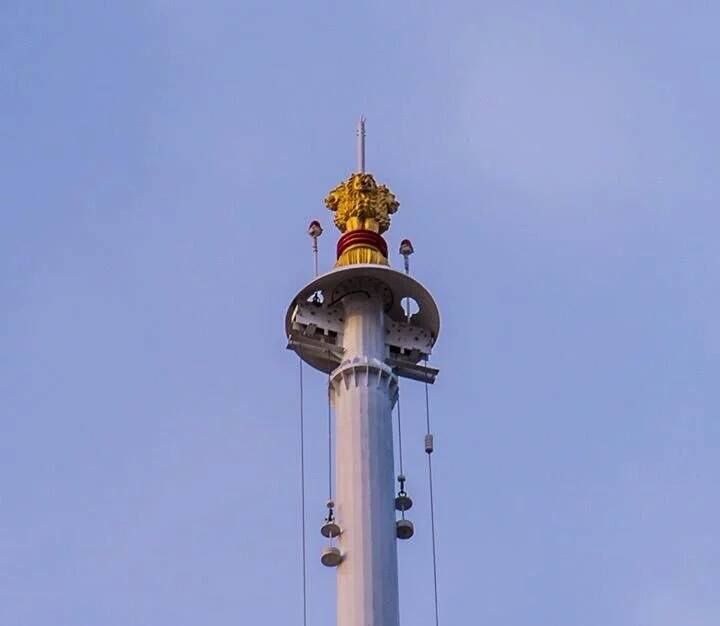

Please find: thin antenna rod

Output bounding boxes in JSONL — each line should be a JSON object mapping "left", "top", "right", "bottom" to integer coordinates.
{"left": 356, "top": 116, "right": 366, "bottom": 173}
{"left": 312, "top": 238, "right": 319, "bottom": 277}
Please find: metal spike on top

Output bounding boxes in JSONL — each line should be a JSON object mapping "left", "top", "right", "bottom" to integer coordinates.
{"left": 356, "top": 116, "right": 366, "bottom": 173}
{"left": 324, "top": 117, "right": 398, "bottom": 266}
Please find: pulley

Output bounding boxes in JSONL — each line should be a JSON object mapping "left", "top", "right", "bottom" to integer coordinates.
{"left": 395, "top": 492, "right": 413, "bottom": 512}
{"left": 395, "top": 474, "right": 415, "bottom": 540}
{"left": 395, "top": 474, "right": 413, "bottom": 512}
{"left": 321, "top": 499, "right": 342, "bottom": 538}
{"left": 321, "top": 520, "right": 341, "bottom": 538}
{"left": 320, "top": 520, "right": 342, "bottom": 539}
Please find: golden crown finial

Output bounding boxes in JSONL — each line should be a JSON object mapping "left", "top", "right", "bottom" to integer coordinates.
{"left": 325, "top": 173, "right": 399, "bottom": 234}
{"left": 325, "top": 118, "right": 399, "bottom": 267}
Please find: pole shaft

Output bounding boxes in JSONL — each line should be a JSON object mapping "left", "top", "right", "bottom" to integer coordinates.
{"left": 332, "top": 291, "right": 399, "bottom": 626}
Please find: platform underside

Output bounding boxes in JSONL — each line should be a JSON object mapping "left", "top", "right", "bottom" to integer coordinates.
{"left": 285, "top": 264, "right": 441, "bottom": 383}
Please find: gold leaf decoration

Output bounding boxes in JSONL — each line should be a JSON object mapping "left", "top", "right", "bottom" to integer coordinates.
{"left": 325, "top": 173, "right": 399, "bottom": 234}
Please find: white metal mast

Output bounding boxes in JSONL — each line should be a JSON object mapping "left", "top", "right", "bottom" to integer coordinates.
{"left": 286, "top": 120, "right": 440, "bottom": 626}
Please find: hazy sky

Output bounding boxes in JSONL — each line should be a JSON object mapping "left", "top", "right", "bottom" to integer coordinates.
{"left": 2, "top": 2, "right": 718, "bottom": 625}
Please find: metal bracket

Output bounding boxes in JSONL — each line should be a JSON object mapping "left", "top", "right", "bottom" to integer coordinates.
{"left": 288, "top": 294, "right": 438, "bottom": 383}
{"left": 388, "top": 358, "right": 439, "bottom": 384}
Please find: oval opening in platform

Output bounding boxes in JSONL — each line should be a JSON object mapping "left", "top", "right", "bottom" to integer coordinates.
{"left": 401, "top": 296, "right": 420, "bottom": 318}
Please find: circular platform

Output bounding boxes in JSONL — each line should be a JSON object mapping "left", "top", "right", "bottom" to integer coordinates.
{"left": 285, "top": 264, "right": 441, "bottom": 376}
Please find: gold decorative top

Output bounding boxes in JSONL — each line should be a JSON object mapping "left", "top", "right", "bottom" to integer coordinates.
{"left": 325, "top": 173, "right": 399, "bottom": 234}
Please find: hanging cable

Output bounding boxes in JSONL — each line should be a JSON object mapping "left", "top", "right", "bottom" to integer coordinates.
{"left": 424, "top": 362, "right": 440, "bottom": 626}
{"left": 396, "top": 392, "right": 405, "bottom": 476}
{"left": 298, "top": 358, "right": 308, "bottom": 626}
{"left": 321, "top": 374, "right": 342, "bottom": 565}
{"left": 396, "top": 392, "right": 406, "bottom": 519}
{"left": 327, "top": 375, "right": 333, "bottom": 501}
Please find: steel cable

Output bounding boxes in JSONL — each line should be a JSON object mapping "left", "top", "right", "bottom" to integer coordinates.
{"left": 298, "top": 358, "right": 308, "bottom": 626}
{"left": 424, "top": 365, "right": 440, "bottom": 626}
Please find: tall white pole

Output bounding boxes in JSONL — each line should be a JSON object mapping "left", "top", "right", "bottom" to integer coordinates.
{"left": 285, "top": 121, "right": 441, "bottom": 626}
{"left": 331, "top": 288, "right": 399, "bottom": 626}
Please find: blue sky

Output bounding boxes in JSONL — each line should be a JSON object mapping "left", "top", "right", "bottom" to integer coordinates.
{"left": 1, "top": 2, "right": 718, "bottom": 625}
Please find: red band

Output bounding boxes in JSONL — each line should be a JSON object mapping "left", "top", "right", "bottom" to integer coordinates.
{"left": 337, "top": 230, "right": 388, "bottom": 260}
